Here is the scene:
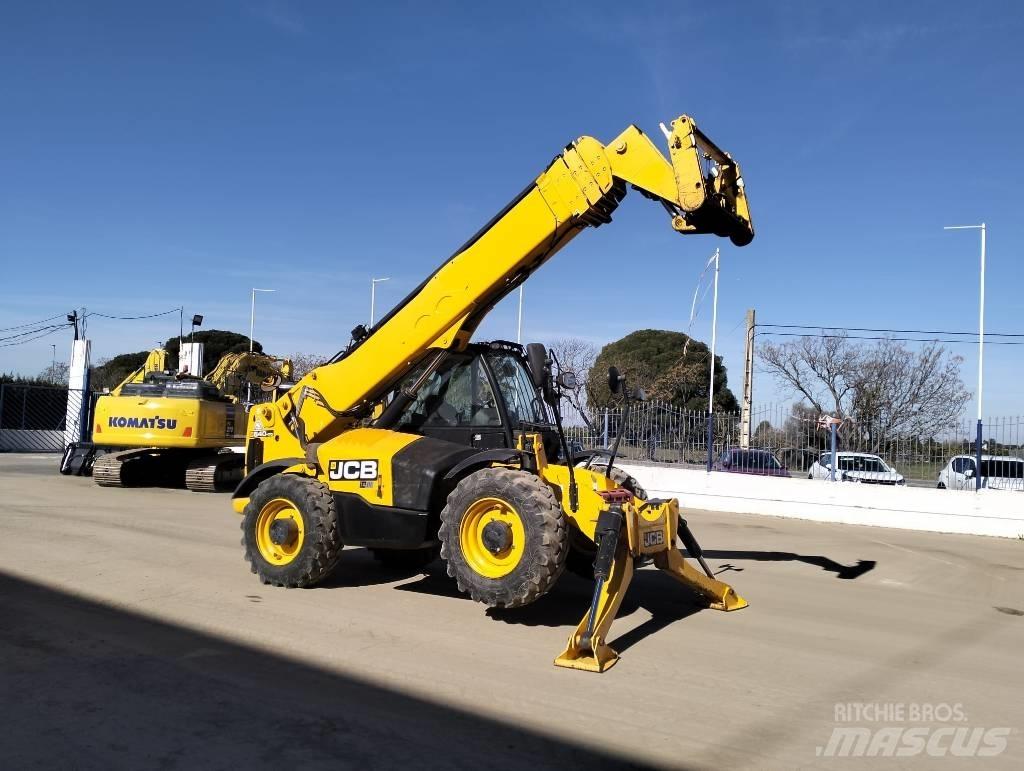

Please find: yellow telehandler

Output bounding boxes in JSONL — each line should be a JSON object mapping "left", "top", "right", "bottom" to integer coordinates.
{"left": 232, "top": 115, "right": 752, "bottom": 671}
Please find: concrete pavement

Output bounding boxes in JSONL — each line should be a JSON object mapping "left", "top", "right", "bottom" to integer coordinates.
{"left": 1, "top": 454, "right": 1021, "bottom": 769}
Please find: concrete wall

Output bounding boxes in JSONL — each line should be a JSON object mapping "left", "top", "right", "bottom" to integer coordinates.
{"left": 620, "top": 463, "right": 1024, "bottom": 539}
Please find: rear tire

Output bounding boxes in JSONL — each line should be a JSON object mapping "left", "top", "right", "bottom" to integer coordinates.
{"left": 439, "top": 468, "right": 566, "bottom": 608}
{"left": 241, "top": 474, "right": 343, "bottom": 588}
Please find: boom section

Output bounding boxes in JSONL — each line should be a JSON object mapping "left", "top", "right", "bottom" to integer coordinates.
{"left": 269, "top": 115, "right": 753, "bottom": 451}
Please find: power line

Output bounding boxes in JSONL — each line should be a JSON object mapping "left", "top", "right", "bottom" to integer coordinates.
{"left": 87, "top": 307, "right": 181, "bottom": 320}
{"left": 0, "top": 313, "right": 67, "bottom": 332}
{"left": 757, "top": 331, "right": 1024, "bottom": 346}
{"left": 0, "top": 324, "right": 66, "bottom": 343}
{"left": 757, "top": 323, "right": 1024, "bottom": 339}
{"left": 0, "top": 326, "right": 65, "bottom": 348}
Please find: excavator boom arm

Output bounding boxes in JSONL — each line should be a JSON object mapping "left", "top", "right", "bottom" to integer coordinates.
{"left": 262, "top": 115, "right": 753, "bottom": 452}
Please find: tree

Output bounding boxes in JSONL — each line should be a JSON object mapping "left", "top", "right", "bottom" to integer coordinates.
{"left": 38, "top": 361, "right": 70, "bottom": 385}
{"left": 163, "top": 330, "right": 261, "bottom": 374}
{"left": 586, "top": 329, "right": 738, "bottom": 412}
{"left": 90, "top": 351, "right": 151, "bottom": 391}
{"left": 760, "top": 335, "right": 969, "bottom": 448}
{"left": 548, "top": 337, "right": 598, "bottom": 423}
{"left": 288, "top": 352, "right": 328, "bottom": 378}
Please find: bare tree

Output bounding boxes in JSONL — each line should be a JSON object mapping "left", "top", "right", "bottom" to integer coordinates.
{"left": 760, "top": 335, "right": 969, "bottom": 449}
{"left": 288, "top": 352, "right": 329, "bottom": 379}
{"left": 549, "top": 337, "right": 598, "bottom": 425}
{"left": 38, "top": 361, "right": 70, "bottom": 385}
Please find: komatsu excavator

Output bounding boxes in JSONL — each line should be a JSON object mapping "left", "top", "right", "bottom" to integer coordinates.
{"left": 89, "top": 350, "right": 292, "bottom": 491}
{"left": 232, "top": 115, "right": 753, "bottom": 671}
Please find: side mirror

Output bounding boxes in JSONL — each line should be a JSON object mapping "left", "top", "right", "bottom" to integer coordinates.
{"left": 608, "top": 366, "right": 622, "bottom": 394}
{"left": 556, "top": 370, "right": 578, "bottom": 390}
{"left": 964, "top": 468, "right": 975, "bottom": 479}
{"left": 526, "top": 343, "right": 549, "bottom": 390}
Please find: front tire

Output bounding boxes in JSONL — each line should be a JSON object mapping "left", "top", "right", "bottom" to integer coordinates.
{"left": 241, "top": 474, "right": 343, "bottom": 588}
{"left": 439, "top": 468, "right": 566, "bottom": 608}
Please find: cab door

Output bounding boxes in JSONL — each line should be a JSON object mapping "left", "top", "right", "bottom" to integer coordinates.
{"left": 395, "top": 355, "right": 507, "bottom": 449}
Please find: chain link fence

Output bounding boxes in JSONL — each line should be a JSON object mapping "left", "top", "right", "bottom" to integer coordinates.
{"left": 0, "top": 384, "right": 90, "bottom": 452}
{"left": 570, "top": 399, "right": 1024, "bottom": 487}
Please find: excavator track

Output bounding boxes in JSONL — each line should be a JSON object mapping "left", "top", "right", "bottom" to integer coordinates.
{"left": 92, "top": 449, "right": 193, "bottom": 488}
{"left": 185, "top": 453, "right": 245, "bottom": 493}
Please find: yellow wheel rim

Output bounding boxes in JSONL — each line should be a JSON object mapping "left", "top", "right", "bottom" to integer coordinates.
{"left": 459, "top": 497, "right": 526, "bottom": 579}
{"left": 255, "top": 497, "right": 305, "bottom": 566}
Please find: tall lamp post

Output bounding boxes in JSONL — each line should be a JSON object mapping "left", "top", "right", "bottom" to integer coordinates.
{"left": 50, "top": 344, "right": 56, "bottom": 383}
{"left": 944, "top": 223, "right": 986, "bottom": 491}
{"left": 516, "top": 285, "right": 524, "bottom": 343}
{"left": 705, "top": 248, "right": 720, "bottom": 472}
{"left": 370, "top": 277, "right": 390, "bottom": 327}
{"left": 250, "top": 288, "right": 276, "bottom": 353}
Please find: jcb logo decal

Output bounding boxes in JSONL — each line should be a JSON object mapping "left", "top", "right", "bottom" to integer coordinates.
{"left": 328, "top": 459, "right": 379, "bottom": 481}
{"left": 642, "top": 530, "right": 665, "bottom": 548}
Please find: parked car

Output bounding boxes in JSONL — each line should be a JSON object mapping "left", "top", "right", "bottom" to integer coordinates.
{"left": 937, "top": 455, "right": 1024, "bottom": 491}
{"left": 715, "top": 448, "right": 790, "bottom": 477}
{"left": 808, "top": 452, "right": 905, "bottom": 485}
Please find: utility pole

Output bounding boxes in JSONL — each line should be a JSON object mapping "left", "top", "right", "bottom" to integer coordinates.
{"left": 51, "top": 344, "right": 56, "bottom": 383}
{"left": 740, "top": 308, "right": 755, "bottom": 449}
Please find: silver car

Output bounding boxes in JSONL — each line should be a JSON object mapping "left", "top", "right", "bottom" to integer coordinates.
{"left": 937, "top": 455, "right": 1024, "bottom": 491}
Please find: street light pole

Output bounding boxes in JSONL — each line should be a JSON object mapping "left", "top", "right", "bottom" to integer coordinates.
{"left": 250, "top": 288, "right": 276, "bottom": 353}
{"left": 51, "top": 344, "right": 56, "bottom": 383}
{"left": 517, "top": 285, "right": 524, "bottom": 343}
{"left": 370, "top": 277, "right": 391, "bottom": 327}
{"left": 944, "top": 223, "right": 986, "bottom": 491}
{"left": 705, "top": 248, "right": 720, "bottom": 472}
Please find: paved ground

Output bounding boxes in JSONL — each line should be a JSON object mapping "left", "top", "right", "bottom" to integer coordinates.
{"left": 1, "top": 454, "right": 1022, "bottom": 770}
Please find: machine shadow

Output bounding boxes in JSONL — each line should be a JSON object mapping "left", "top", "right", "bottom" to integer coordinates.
{"left": 0, "top": 570, "right": 663, "bottom": 771}
{"left": 702, "top": 550, "right": 877, "bottom": 580}
{"left": 396, "top": 565, "right": 711, "bottom": 654}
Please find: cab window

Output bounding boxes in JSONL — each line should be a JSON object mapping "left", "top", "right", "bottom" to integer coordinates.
{"left": 397, "top": 356, "right": 500, "bottom": 430}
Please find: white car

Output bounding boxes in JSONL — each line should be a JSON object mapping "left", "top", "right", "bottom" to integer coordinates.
{"left": 808, "top": 451, "right": 905, "bottom": 485}
{"left": 937, "top": 455, "right": 1024, "bottom": 491}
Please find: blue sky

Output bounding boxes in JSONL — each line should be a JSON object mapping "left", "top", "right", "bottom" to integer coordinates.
{"left": 1, "top": 1, "right": 1022, "bottom": 416}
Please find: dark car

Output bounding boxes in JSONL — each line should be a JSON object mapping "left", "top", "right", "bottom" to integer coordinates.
{"left": 715, "top": 448, "right": 791, "bottom": 477}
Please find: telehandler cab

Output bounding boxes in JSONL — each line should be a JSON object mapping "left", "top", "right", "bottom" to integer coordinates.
{"left": 232, "top": 115, "right": 752, "bottom": 671}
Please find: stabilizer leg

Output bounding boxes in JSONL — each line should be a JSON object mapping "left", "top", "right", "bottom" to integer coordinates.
{"left": 554, "top": 545, "right": 634, "bottom": 672}
{"left": 654, "top": 547, "right": 748, "bottom": 611}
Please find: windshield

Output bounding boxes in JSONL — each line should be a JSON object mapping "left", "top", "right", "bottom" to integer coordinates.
{"left": 486, "top": 352, "right": 547, "bottom": 427}
{"left": 980, "top": 460, "right": 1024, "bottom": 479}
{"left": 837, "top": 455, "right": 889, "bottom": 473}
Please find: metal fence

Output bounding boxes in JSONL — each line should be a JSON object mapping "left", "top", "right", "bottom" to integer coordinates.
{"left": 0, "top": 384, "right": 89, "bottom": 452}
{"left": 571, "top": 399, "right": 1024, "bottom": 487}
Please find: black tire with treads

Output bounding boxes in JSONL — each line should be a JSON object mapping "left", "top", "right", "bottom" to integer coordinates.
{"left": 241, "top": 474, "right": 343, "bottom": 588}
{"left": 439, "top": 468, "right": 566, "bottom": 609}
